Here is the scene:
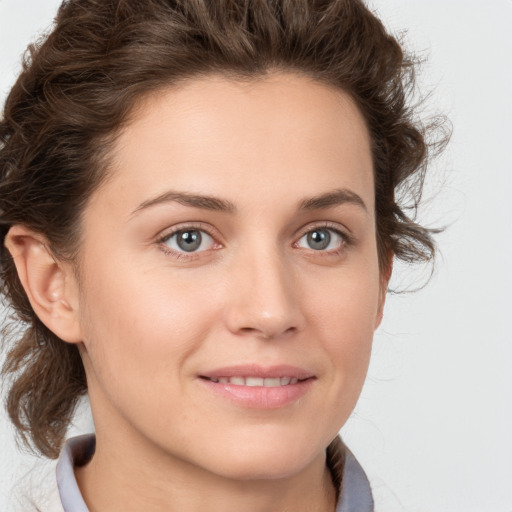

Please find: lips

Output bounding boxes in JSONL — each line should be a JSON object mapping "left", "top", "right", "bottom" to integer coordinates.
{"left": 204, "top": 376, "right": 301, "bottom": 387}
{"left": 200, "top": 364, "right": 314, "bottom": 381}
{"left": 198, "top": 365, "right": 315, "bottom": 408}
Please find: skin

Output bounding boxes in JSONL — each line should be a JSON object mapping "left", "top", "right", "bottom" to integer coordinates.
{"left": 6, "top": 72, "right": 388, "bottom": 512}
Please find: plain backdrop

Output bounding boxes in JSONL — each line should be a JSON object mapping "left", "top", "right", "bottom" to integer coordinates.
{"left": 1, "top": 1, "right": 511, "bottom": 511}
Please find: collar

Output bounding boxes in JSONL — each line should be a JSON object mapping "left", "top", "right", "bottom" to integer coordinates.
{"left": 56, "top": 434, "right": 373, "bottom": 512}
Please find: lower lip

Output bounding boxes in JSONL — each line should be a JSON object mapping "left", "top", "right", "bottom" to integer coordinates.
{"left": 199, "top": 378, "right": 314, "bottom": 409}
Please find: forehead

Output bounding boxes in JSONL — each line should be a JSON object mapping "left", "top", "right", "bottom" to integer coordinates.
{"left": 93, "top": 72, "right": 374, "bottom": 217}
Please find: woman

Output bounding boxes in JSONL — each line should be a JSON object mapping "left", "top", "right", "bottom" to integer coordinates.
{"left": 0, "top": 0, "right": 445, "bottom": 510}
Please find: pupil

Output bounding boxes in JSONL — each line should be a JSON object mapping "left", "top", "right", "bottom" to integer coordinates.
{"left": 178, "top": 230, "right": 202, "bottom": 252}
{"left": 308, "top": 229, "right": 330, "bottom": 250}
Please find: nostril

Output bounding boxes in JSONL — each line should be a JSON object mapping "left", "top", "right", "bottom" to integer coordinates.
{"left": 238, "top": 326, "right": 297, "bottom": 340}
{"left": 238, "top": 327, "right": 271, "bottom": 339}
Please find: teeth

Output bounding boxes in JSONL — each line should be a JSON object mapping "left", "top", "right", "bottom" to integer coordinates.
{"left": 246, "top": 377, "right": 264, "bottom": 387}
{"left": 208, "top": 376, "right": 303, "bottom": 387}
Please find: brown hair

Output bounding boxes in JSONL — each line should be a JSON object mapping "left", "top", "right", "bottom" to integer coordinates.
{"left": 0, "top": 0, "right": 447, "bottom": 458}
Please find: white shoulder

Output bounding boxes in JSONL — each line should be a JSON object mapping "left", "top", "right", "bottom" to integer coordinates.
{"left": 36, "top": 481, "right": 65, "bottom": 512}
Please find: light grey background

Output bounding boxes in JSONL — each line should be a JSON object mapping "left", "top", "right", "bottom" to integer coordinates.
{"left": 1, "top": 1, "right": 511, "bottom": 511}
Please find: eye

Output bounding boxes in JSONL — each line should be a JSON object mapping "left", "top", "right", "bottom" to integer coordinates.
{"left": 295, "top": 226, "right": 347, "bottom": 253}
{"left": 160, "top": 228, "right": 216, "bottom": 254}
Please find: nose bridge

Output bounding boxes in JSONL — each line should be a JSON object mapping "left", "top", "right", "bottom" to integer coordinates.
{"left": 224, "top": 238, "right": 302, "bottom": 339}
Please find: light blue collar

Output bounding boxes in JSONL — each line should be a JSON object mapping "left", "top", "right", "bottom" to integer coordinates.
{"left": 56, "top": 434, "right": 373, "bottom": 511}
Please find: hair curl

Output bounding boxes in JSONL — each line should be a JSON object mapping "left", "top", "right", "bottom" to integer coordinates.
{"left": 0, "top": 0, "right": 448, "bottom": 458}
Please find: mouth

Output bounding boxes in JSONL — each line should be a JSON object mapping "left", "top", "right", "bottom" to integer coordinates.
{"left": 198, "top": 365, "right": 316, "bottom": 408}
{"left": 200, "top": 376, "right": 308, "bottom": 387}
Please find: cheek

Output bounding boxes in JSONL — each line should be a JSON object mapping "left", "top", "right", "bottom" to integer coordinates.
{"left": 308, "top": 265, "right": 380, "bottom": 383}
{"left": 77, "top": 252, "right": 217, "bottom": 395}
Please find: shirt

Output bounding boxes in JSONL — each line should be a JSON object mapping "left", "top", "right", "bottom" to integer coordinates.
{"left": 44, "top": 434, "right": 373, "bottom": 512}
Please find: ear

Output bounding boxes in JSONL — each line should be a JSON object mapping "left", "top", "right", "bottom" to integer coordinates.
{"left": 375, "top": 253, "right": 393, "bottom": 329}
{"left": 4, "top": 225, "right": 82, "bottom": 343}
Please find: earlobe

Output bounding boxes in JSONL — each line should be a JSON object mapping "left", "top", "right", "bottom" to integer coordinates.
{"left": 4, "top": 225, "right": 82, "bottom": 343}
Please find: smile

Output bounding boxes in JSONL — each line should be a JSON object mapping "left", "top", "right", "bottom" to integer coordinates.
{"left": 203, "top": 376, "right": 302, "bottom": 387}
{"left": 198, "top": 365, "right": 315, "bottom": 408}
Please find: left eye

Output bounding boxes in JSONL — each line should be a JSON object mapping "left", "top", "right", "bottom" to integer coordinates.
{"left": 161, "top": 229, "right": 215, "bottom": 253}
{"left": 296, "top": 228, "right": 346, "bottom": 251}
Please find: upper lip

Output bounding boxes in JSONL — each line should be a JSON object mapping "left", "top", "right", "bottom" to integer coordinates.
{"left": 199, "top": 364, "right": 315, "bottom": 380}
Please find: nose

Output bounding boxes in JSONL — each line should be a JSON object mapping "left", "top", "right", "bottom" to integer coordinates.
{"left": 223, "top": 247, "right": 304, "bottom": 341}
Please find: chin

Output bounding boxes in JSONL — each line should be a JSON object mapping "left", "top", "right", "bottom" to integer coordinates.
{"left": 196, "top": 430, "right": 326, "bottom": 481}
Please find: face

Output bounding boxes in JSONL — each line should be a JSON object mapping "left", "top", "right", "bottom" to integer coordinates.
{"left": 75, "top": 72, "right": 386, "bottom": 480}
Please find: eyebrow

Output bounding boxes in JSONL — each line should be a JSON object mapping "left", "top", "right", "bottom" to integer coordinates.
{"left": 298, "top": 188, "right": 367, "bottom": 212}
{"left": 131, "top": 187, "right": 367, "bottom": 216}
{"left": 132, "top": 191, "right": 236, "bottom": 215}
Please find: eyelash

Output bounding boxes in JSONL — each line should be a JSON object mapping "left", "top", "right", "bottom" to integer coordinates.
{"left": 156, "top": 222, "right": 351, "bottom": 261}
{"left": 156, "top": 222, "right": 218, "bottom": 261}
{"left": 294, "top": 222, "right": 352, "bottom": 257}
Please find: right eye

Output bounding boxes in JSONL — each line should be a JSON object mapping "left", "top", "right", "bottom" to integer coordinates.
{"left": 158, "top": 226, "right": 219, "bottom": 259}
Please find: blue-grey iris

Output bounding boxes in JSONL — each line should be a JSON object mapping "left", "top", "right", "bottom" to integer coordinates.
{"left": 177, "top": 230, "right": 202, "bottom": 252}
{"left": 308, "top": 229, "right": 331, "bottom": 250}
